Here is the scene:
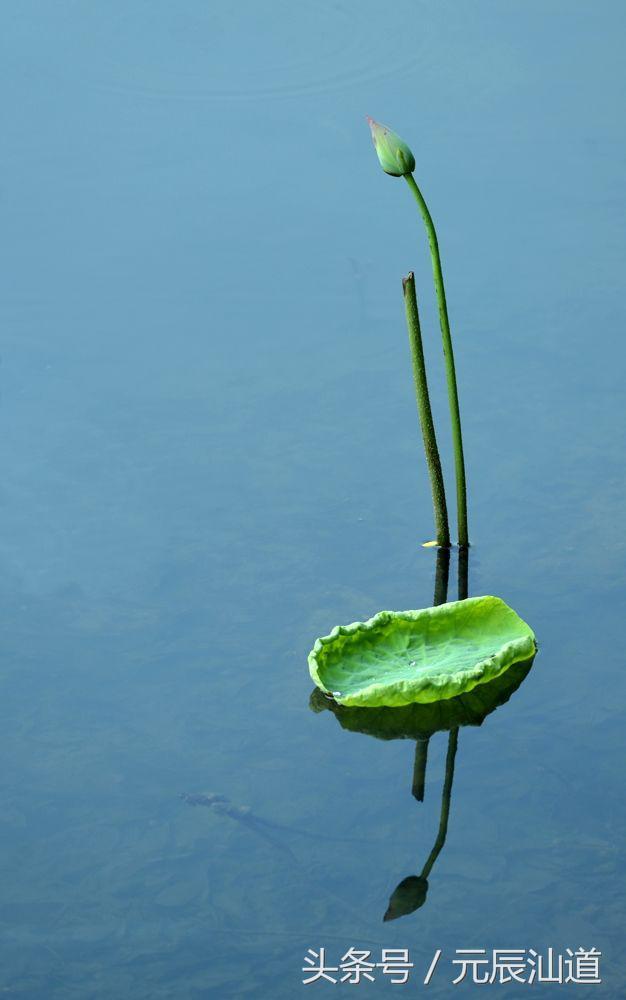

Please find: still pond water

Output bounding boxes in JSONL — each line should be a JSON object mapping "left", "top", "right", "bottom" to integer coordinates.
{"left": 1, "top": 2, "right": 625, "bottom": 997}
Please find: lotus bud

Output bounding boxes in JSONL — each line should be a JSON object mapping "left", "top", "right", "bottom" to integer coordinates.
{"left": 367, "top": 117, "right": 415, "bottom": 177}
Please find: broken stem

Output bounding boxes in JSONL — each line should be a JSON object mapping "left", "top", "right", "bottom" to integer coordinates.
{"left": 402, "top": 271, "right": 450, "bottom": 548}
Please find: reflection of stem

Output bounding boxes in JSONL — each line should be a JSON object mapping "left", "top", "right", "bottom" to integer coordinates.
{"left": 414, "top": 546, "right": 451, "bottom": 802}
{"left": 412, "top": 737, "right": 430, "bottom": 802}
{"left": 402, "top": 272, "right": 450, "bottom": 548}
{"left": 458, "top": 545, "right": 469, "bottom": 601}
{"left": 433, "top": 546, "right": 450, "bottom": 607}
{"left": 415, "top": 546, "right": 451, "bottom": 802}
{"left": 420, "top": 728, "right": 459, "bottom": 879}
{"left": 404, "top": 174, "right": 468, "bottom": 548}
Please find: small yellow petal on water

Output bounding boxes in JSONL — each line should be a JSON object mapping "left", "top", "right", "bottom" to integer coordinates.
{"left": 422, "top": 540, "right": 439, "bottom": 548}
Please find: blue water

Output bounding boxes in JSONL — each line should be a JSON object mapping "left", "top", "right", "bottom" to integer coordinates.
{"left": 1, "top": 2, "right": 625, "bottom": 996}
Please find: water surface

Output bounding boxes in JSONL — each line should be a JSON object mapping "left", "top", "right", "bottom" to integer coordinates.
{"left": 1, "top": 2, "right": 625, "bottom": 996}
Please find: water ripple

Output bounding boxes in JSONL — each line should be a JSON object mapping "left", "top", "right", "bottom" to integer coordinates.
{"left": 41, "top": 0, "right": 431, "bottom": 103}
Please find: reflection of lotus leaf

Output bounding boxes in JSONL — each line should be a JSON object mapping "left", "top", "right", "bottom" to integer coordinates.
{"left": 308, "top": 596, "right": 536, "bottom": 707}
{"left": 309, "top": 655, "right": 534, "bottom": 738}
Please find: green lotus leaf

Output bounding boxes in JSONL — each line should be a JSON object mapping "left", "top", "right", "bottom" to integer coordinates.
{"left": 309, "top": 654, "right": 534, "bottom": 739}
{"left": 308, "top": 596, "right": 536, "bottom": 708}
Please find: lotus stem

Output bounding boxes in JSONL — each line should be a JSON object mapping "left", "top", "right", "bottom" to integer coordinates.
{"left": 403, "top": 174, "right": 469, "bottom": 548}
{"left": 402, "top": 272, "right": 450, "bottom": 548}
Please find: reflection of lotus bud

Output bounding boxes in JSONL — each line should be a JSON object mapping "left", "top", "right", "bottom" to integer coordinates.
{"left": 367, "top": 117, "right": 416, "bottom": 177}
{"left": 383, "top": 875, "right": 428, "bottom": 921}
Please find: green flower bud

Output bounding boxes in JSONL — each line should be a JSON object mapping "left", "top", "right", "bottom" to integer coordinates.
{"left": 367, "top": 117, "right": 415, "bottom": 177}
